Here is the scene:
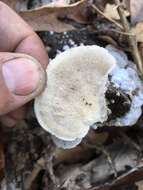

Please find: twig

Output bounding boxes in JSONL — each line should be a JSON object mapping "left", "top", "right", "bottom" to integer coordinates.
{"left": 25, "top": 157, "right": 45, "bottom": 190}
{"left": 98, "top": 35, "right": 118, "bottom": 46}
{"left": 44, "top": 144, "right": 60, "bottom": 189}
{"left": 115, "top": 0, "right": 143, "bottom": 77}
{"left": 91, "top": 4, "right": 123, "bottom": 30}
{"left": 109, "top": 29, "right": 135, "bottom": 36}
{"left": 82, "top": 141, "right": 118, "bottom": 178}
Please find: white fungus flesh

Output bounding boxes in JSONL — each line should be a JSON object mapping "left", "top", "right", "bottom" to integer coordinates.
{"left": 34, "top": 45, "right": 116, "bottom": 143}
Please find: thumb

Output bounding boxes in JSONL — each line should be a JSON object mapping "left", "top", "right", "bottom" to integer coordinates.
{"left": 0, "top": 52, "right": 46, "bottom": 115}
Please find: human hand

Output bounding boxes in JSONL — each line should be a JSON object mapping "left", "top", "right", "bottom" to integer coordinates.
{"left": 0, "top": 2, "right": 48, "bottom": 127}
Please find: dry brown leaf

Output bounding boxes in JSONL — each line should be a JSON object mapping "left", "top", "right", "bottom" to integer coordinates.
{"left": 104, "top": 3, "right": 129, "bottom": 20}
{"left": 104, "top": 3, "right": 120, "bottom": 20}
{"left": 126, "top": 0, "right": 143, "bottom": 24}
{"left": 1, "top": 0, "right": 17, "bottom": 9}
{"left": 131, "top": 22, "right": 143, "bottom": 42}
{"left": 19, "top": 0, "right": 92, "bottom": 32}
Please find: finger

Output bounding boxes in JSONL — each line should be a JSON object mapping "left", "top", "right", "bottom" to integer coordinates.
{"left": 0, "top": 106, "right": 26, "bottom": 127}
{"left": 0, "top": 2, "right": 48, "bottom": 68}
{"left": 0, "top": 115, "right": 16, "bottom": 127}
{"left": 7, "top": 106, "right": 27, "bottom": 121}
{"left": 0, "top": 52, "right": 46, "bottom": 115}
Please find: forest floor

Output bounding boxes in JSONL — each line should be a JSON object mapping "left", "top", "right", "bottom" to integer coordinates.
{"left": 1, "top": 0, "right": 143, "bottom": 190}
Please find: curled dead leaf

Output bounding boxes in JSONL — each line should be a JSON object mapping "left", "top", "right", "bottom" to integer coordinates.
{"left": 19, "top": 0, "right": 92, "bottom": 32}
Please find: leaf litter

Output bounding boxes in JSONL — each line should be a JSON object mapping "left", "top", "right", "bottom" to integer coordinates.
{"left": 1, "top": 0, "right": 143, "bottom": 190}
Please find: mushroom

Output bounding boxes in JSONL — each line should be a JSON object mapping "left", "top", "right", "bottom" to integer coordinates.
{"left": 34, "top": 45, "right": 116, "bottom": 148}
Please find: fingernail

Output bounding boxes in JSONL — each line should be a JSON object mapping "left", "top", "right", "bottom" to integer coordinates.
{"left": 2, "top": 57, "right": 40, "bottom": 96}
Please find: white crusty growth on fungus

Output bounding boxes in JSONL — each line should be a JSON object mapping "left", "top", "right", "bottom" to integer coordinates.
{"left": 106, "top": 45, "right": 143, "bottom": 126}
{"left": 34, "top": 45, "right": 116, "bottom": 147}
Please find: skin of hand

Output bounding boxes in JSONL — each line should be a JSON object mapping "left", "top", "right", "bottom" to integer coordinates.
{"left": 0, "top": 2, "right": 48, "bottom": 127}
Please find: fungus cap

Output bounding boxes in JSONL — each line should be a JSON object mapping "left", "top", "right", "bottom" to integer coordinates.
{"left": 52, "top": 135, "right": 82, "bottom": 149}
{"left": 34, "top": 45, "right": 116, "bottom": 141}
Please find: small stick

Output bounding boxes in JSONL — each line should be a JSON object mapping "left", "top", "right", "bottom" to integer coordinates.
{"left": 115, "top": 0, "right": 143, "bottom": 77}
{"left": 25, "top": 158, "right": 45, "bottom": 190}
{"left": 92, "top": 4, "right": 123, "bottom": 30}
{"left": 109, "top": 29, "right": 135, "bottom": 36}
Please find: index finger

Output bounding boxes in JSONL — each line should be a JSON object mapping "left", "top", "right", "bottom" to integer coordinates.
{"left": 0, "top": 2, "right": 48, "bottom": 68}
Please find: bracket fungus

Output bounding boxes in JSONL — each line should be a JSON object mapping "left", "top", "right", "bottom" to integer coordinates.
{"left": 34, "top": 45, "right": 116, "bottom": 148}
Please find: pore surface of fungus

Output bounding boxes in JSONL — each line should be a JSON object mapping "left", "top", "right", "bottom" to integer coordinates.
{"left": 34, "top": 45, "right": 116, "bottom": 142}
